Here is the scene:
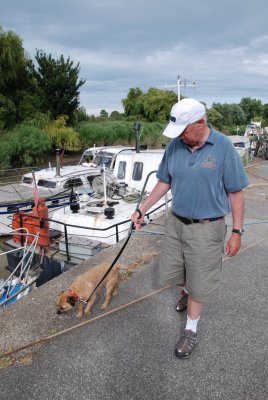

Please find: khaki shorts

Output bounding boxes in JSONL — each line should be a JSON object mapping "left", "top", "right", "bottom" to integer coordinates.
{"left": 159, "top": 212, "right": 227, "bottom": 303}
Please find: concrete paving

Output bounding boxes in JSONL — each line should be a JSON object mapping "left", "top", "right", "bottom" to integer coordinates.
{"left": 0, "top": 159, "right": 268, "bottom": 400}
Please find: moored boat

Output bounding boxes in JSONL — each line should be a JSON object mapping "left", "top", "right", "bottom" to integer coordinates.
{"left": 49, "top": 149, "right": 171, "bottom": 246}
{"left": 0, "top": 146, "right": 134, "bottom": 235}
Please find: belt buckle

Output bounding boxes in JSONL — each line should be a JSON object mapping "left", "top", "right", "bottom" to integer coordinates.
{"left": 199, "top": 219, "right": 208, "bottom": 224}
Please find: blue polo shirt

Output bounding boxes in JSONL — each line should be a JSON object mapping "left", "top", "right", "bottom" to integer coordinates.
{"left": 157, "top": 126, "right": 249, "bottom": 219}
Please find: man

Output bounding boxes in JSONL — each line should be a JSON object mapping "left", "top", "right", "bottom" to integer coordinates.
{"left": 131, "top": 98, "right": 249, "bottom": 359}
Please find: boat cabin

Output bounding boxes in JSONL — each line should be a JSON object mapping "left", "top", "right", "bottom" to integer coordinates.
{"left": 21, "top": 165, "right": 102, "bottom": 194}
{"left": 113, "top": 149, "right": 165, "bottom": 192}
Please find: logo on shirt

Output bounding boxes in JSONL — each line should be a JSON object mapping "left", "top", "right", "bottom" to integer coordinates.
{"left": 200, "top": 155, "right": 216, "bottom": 169}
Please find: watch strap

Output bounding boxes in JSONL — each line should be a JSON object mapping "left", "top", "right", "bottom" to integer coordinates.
{"left": 232, "top": 228, "right": 244, "bottom": 236}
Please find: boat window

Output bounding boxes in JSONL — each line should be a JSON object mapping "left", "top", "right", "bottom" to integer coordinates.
{"left": 93, "top": 152, "right": 113, "bottom": 168}
{"left": 81, "top": 151, "right": 95, "bottom": 164}
{"left": 37, "top": 179, "right": 56, "bottom": 188}
{"left": 117, "top": 161, "right": 126, "bottom": 179}
{"left": 64, "top": 178, "right": 83, "bottom": 189}
{"left": 132, "top": 162, "right": 143, "bottom": 181}
{"left": 22, "top": 177, "right": 33, "bottom": 184}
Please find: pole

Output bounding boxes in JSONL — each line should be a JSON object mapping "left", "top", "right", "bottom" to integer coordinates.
{"left": 177, "top": 75, "right": 181, "bottom": 101}
{"left": 165, "top": 75, "right": 196, "bottom": 102}
{"left": 55, "top": 148, "right": 61, "bottom": 177}
{"left": 103, "top": 164, "right": 107, "bottom": 204}
{"left": 133, "top": 122, "right": 141, "bottom": 153}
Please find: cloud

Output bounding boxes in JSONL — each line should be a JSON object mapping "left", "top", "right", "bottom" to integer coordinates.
{"left": 2, "top": 0, "right": 268, "bottom": 114}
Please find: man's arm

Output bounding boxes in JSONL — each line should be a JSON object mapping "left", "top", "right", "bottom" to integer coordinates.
{"left": 131, "top": 181, "right": 171, "bottom": 229}
{"left": 225, "top": 190, "right": 245, "bottom": 256}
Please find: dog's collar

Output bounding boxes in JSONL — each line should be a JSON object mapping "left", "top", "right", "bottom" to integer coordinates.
{"left": 68, "top": 289, "right": 80, "bottom": 301}
{"left": 68, "top": 289, "right": 88, "bottom": 305}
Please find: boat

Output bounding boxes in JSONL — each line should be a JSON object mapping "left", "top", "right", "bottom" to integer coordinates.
{"left": 49, "top": 149, "right": 171, "bottom": 247}
{"left": 3, "top": 148, "right": 171, "bottom": 269}
{"left": 228, "top": 135, "right": 252, "bottom": 160}
{"left": 0, "top": 146, "right": 134, "bottom": 235}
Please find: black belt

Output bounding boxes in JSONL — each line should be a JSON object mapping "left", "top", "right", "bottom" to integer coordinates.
{"left": 173, "top": 212, "right": 223, "bottom": 225}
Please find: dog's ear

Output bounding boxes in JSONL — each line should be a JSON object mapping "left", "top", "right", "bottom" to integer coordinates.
{"left": 56, "top": 290, "right": 67, "bottom": 305}
{"left": 67, "top": 296, "right": 76, "bottom": 307}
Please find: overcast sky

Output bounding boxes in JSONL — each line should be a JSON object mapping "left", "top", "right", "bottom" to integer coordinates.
{"left": 2, "top": 0, "right": 268, "bottom": 115}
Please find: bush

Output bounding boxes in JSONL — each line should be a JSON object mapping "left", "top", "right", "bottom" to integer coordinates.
{"left": 2, "top": 124, "right": 51, "bottom": 167}
{"left": 76, "top": 120, "right": 167, "bottom": 148}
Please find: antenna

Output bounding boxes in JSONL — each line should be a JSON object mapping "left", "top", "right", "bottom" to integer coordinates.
{"left": 165, "top": 75, "right": 196, "bottom": 101}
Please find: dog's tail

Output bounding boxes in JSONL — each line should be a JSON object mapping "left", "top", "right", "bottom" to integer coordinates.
{"left": 117, "top": 254, "right": 158, "bottom": 281}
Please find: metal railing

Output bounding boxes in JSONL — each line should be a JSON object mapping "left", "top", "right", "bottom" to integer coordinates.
{"left": 50, "top": 198, "right": 172, "bottom": 260}
{"left": 0, "top": 167, "right": 40, "bottom": 186}
{"left": 0, "top": 229, "right": 41, "bottom": 308}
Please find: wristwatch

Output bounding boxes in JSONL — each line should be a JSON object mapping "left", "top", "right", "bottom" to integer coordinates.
{"left": 232, "top": 228, "right": 244, "bottom": 236}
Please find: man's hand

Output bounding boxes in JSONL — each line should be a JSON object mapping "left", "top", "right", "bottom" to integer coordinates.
{"left": 131, "top": 210, "right": 145, "bottom": 231}
{"left": 225, "top": 234, "right": 241, "bottom": 256}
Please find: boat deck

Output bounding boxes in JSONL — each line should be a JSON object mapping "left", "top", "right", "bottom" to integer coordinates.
{"left": 0, "top": 183, "right": 49, "bottom": 204}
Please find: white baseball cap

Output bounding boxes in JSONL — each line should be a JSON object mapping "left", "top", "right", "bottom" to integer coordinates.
{"left": 163, "top": 98, "right": 206, "bottom": 138}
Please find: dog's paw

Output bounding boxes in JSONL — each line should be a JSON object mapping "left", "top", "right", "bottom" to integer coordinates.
{"left": 84, "top": 310, "right": 92, "bottom": 316}
{"left": 100, "top": 304, "right": 107, "bottom": 310}
{"left": 76, "top": 313, "right": 83, "bottom": 319}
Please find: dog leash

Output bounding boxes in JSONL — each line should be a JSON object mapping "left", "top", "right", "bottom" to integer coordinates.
{"left": 82, "top": 170, "right": 158, "bottom": 305}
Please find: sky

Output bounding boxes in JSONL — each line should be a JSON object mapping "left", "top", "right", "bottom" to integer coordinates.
{"left": 2, "top": 0, "right": 268, "bottom": 115}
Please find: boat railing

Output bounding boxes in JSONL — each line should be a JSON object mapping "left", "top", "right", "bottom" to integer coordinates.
{"left": 48, "top": 199, "right": 172, "bottom": 261}
{"left": 0, "top": 229, "right": 41, "bottom": 308}
{"left": 0, "top": 166, "right": 40, "bottom": 186}
{"left": 3, "top": 198, "right": 171, "bottom": 262}
{"left": 1, "top": 186, "right": 92, "bottom": 215}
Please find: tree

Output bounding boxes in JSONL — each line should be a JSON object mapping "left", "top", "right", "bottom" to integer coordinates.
{"left": 33, "top": 50, "right": 86, "bottom": 122}
{"left": 46, "top": 115, "right": 81, "bottom": 150}
{"left": 207, "top": 107, "right": 224, "bottom": 129}
{"left": 122, "top": 87, "right": 144, "bottom": 117}
{"left": 110, "top": 110, "right": 123, "bottom": 120}
{"left": 262, "top": 103, "right": 268, "bottom": 126}
{"left": 122, "top": 87, "right": 177, "bottom": 122}
{"left": 240, "top": 97, "right": 263, "bottom": 122}
{"left": 0, "top": 29, "right": 30, "bottom": 97}
{"left": 100, "top": 109, "right": 109, "bottom": 119}
{"left": 212, "top": 103, "right": 246, "bottom": 126}
{"left": 0, "top": 29, "right": 33, "bottom": 128}
{"left": 0, "top": 94, "right": 16, "bottom": 129}
{"left": 231, "top": 104, "right": 247, "bottom": 126}
{"left": 142, "top": 88, "right": 177, "bottom": 123}
{"left": 72, "top": 106, "right": 90, "bottom": 125}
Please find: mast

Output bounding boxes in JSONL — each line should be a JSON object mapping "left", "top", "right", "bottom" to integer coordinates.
{"left": 165, "top": 75, "right": 196, "bottom": 101}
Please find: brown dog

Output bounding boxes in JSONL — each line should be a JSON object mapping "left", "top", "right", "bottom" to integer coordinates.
{"left": 57, "top": 263, "right": 119, "bottom": 319}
